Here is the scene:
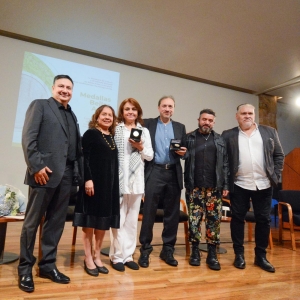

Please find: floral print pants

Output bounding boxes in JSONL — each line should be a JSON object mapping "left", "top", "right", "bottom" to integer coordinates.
{"left": 187, "top": 187, "right": 222, "bottom": 244}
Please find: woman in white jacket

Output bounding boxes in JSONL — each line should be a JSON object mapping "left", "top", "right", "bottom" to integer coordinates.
{"left": 110, "top": 98, "right": 153, "bottom": 271}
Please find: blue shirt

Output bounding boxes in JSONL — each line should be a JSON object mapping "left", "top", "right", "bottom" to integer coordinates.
{"left": 154, "top": 119, "right": 175, "bottom": 164}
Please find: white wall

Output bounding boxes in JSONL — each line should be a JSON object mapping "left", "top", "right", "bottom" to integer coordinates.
{"left": 0, "top": 35, "right": 258, "bottom": 195}
{"left": 277, "top": 101, "right": 300, "bottom": 156}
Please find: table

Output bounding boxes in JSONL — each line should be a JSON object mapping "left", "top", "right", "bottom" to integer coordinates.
{"left": 0, "top": 216, "right": 24, "bottom": 264}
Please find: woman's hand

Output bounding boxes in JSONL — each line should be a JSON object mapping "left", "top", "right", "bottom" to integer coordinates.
{"left": 129, "top": 138, "right": 144, "bottom": 152}
{"left": 85, "top": 180, "right": 94, "bottom": 196}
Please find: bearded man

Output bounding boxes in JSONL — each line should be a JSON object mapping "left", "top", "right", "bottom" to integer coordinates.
{"left": 184, "top": 108, "right": 229, "bottom": 270}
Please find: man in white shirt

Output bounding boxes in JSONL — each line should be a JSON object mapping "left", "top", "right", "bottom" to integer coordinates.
{"left": 222, "top": 104, "right": 284, "bottom": 273}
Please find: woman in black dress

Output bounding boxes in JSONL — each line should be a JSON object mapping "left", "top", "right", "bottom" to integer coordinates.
{"left": 73, "top": 105, "right": 120, "bottom": 277}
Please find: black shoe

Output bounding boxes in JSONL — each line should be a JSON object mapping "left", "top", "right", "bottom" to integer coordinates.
{"left": 18, "top": 274, "right": 34, "bottom": 293}
{"left": 159, "top": 249, "right": 178, "bottom": 267}
{"left": 39, "top": 268, "right": 70, "bottom": 284}
{"left": 124, "top": 261, "right": 139, "bottom": 270}
{"left": 234, "top": 254, "right": 246, "bottom": 269}
{"left": 110, "top": 261, "right": 125, "bottom": 272}
{"left": 189, "top": 245, "right": 201, "bottom": 266}
{"left": 254, "top": 256, "right": 275, "bottom": 273}
{"left": 206, "top": 244, "right": 221, "bottom": 271}
{"left": 84, "top": 261, "right": 99, "bottom": 277}
{"left": 138, "top": 252, "right": 150, "bottom": 268}
{"left": 94, "top": 262, "right": 109, "bottom": 274}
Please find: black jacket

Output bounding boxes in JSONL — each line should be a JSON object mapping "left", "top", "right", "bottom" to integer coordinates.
{"left": 184, "top": 129, "right": 229, "bottom": 192}
{"left": 221, "top": 125, "right": 284, "bottom": 193}
{"left": 22, "top": 97, "right": 83, "bottom": 187}
{"left": 144, "top": 117, "right": 186, "bottom": 190}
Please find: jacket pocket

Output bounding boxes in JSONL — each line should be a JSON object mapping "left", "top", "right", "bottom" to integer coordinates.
{"left": 268, "top": 138, "right": 274, "bottom": 152}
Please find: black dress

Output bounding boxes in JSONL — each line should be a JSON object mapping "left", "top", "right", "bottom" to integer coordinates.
{"left": 73, "top": 128, "right": 120, "bottom": 230}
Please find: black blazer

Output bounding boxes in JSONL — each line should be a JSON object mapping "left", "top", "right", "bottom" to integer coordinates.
{"left": 143, "top": 117, "right": 186, "bottom": 190}
{"left": 221, "top": 125, "right": 284, "bottom": 193}
{"left": 22, "top": 97, "right": 83, "bottom": 188}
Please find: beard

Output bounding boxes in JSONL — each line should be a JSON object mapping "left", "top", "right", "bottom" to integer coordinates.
{"left": 199, "top": 125, "right": 212, "bottom": 134}
{"left": 241, "top": 120, "right": 253, "bottom": 130}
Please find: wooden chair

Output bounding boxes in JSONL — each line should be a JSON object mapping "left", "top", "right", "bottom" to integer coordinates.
{"left": 138, "top": 198, "right": 190, "bottom": 256}
{"left": 222, "top": 199, "right": 273, "bottom": 249}
{"left": 278, "top": 190, "right": 300, "bottom": 250}
{"left": 38, "top": 187, "right": 78, "bottom": 260}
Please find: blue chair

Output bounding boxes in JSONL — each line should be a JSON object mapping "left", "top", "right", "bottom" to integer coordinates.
{"left": 278, "top": 190, "right": 300, "bottom": 250}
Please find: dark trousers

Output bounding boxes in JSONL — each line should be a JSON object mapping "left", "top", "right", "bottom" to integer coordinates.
{"left": 230, "top": 184, "right": 272, "bottom": 256}
{"left": 18, "top": 166, "right": 73, "bottom": 275}
{"left": 139, "top": 166, "right": 181, "bottom": 252}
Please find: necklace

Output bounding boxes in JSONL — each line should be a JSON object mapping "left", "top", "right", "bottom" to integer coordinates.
{"left": 201, "top": 132, "right": 211, "bottom": 141}
{"left": 101, "top": 131, "right": 116, "bottom": 150}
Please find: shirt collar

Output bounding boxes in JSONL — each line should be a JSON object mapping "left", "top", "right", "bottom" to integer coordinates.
{"left": 238, "top": 122, "right": 258, "bottom": 133}
{"left": 53, "top": 98, "right": 71, "bottom": 111}
{"left": 119, "top": 121, "right": 143, "bottom": 129}
{"left": 158, "top": 118, "right": 172, "bottom": 125}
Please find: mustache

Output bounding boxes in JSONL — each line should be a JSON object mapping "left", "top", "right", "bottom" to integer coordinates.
{"left": 199, "top": 125, "right": 212, "bottom": 132}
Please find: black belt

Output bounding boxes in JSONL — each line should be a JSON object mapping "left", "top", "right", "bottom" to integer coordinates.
{"left": 154, "top": 163, "right": 176, "bottom": 170}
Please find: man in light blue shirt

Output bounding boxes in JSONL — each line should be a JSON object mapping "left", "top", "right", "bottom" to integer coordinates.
{"left": 138, "top": 96, "right": 187, "bottom": 268}
{"left": 154, "top": 119, "right": 177, "bottom": 165}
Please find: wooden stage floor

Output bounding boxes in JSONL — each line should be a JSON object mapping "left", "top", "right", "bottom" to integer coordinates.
{"left": 0, "top": 219, "right": 299, "bottom": 299}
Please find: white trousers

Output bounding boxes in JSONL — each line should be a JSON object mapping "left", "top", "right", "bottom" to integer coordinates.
{"left": 109, "top": 193, "right": 142, "bottom": 263}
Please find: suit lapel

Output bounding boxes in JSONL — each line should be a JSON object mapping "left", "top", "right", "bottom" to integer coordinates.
{"left": 172, "top": 120, "right": 180, "bottom": 138}
{"left": 231, "top": 127, "right": 239, "bottom": 171}
{"left": 233, "top": 127, "right": 239, "bottom": 149}
{"left": 72, "top": 111, "right": 83, "bottom": 155}
{"left": 149, "top": 118, "right": 159, "bottom": 152}
{"left": 48, "top": 97, "right": 68, "bottom": 136}
{"left": 258, "top": 125, "right": 269, "bottom": 159}
{"left": 258, "top": 125, "right": 268, "bottom": 143}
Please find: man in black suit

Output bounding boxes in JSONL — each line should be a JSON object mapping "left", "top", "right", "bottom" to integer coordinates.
{"left": 18, "top": 75, "right": 83, "bottom": 292}
{"left": 222, "top": 103, "right": 284, "bottom": 273}
{"left": 138, "top": 96, "right": 187, "bottom": 268}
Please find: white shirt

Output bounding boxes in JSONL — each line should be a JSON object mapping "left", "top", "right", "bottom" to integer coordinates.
{"left": 235, "top": 124, "right": 271, "bottom": 190}
{"left": 121, "top": 126, "right": 153, "bottom": 194}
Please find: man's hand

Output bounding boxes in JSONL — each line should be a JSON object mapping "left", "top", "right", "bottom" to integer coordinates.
{"left": 34, "top": 166, "right": 52, "bottom": 185}
{"left": 222, "top": 190, "right": 229, "bottom": 197}
{"left": 175, "top": 146, "right": 187, "bottom": 156}
{"left": 85, "top": 180, "right": 94, "bottom": 196}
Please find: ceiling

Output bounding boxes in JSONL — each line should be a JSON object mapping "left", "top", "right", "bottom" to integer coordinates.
{"left": 1, "top": 0, "right": 300, "bottom": 104}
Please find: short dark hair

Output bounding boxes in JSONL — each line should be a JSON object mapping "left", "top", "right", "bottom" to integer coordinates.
{"left": 53, "top": 75, "right": 74, "bottom": 86}
{"left": 199, "top": 108, "right": 216, "bottom": 117}
{"left": 158, "top": 95, "right": 175, "bottom": 106}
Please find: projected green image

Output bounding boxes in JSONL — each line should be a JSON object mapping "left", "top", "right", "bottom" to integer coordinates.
{"left": 13, "top": 52, "right": 120, "bottom": 145}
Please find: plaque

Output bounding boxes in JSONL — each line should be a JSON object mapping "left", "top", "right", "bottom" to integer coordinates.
{"left": 130, "top": 128, "right": 142, "bottom": 142}
{"left": 170, "top": 139, "right": 181, "bottom": 151}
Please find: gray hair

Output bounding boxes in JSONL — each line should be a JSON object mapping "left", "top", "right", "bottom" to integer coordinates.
{"left": 237, "top": 103, "right": 255, "bottom": 111}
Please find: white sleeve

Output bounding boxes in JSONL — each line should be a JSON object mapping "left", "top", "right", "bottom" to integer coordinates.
{"left": 140, "top": 128, "right": 154, "bottom": 161}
